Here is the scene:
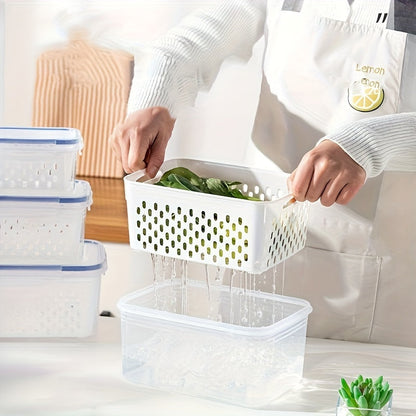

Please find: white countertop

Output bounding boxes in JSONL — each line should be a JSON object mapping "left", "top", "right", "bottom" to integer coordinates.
{"left": 1, "top": 316, "right": 416, "bottom": 416}
{"left": 1, "top": 243, "right": 415, "bottom": 416}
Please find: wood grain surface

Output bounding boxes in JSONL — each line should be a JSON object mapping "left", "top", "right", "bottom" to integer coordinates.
{"left": 78, "top": 176, "right": 129, "bottom": 243}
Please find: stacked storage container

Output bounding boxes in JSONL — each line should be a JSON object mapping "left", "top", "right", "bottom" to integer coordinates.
{"left": 0, "top": 127, "right": 107, "bottom": 337}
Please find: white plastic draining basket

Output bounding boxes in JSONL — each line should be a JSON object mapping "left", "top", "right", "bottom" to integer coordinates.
{"left": 124, "top": 159, "right": 309, "bottom": 274}
{"left": 0, "top": 126, "right": 83, "bottom": 192}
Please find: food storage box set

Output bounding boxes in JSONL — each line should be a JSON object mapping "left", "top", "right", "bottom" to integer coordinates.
{"left": 0, "top": 127, "right": 107, "bottom": 338}
{"left": 119, "top": 158, "right": 313, "bottom": 407}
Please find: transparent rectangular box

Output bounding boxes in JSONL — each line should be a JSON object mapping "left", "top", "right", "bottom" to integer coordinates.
{"left": 0, "top": 126, "right": 83, "bottom": 192}
{"left": 0, "top": 180, "right": 92, "bottom": 264}
{"left": 124, "top": 158, "right": 309, "bottom": 274}
{"left": 0, "top": 240, "right": 107, "bottom": 338}
{"left": 118, "top": 279, "right": 312, "bottom": 407}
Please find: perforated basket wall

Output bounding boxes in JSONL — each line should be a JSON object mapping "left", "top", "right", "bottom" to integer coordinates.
{"left": 124, "top": 159, "right": 309, "bottom": 274}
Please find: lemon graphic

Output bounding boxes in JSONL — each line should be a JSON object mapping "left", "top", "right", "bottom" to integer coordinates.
{"left": 348, "top": 81, "right": 384, "bottom": 112}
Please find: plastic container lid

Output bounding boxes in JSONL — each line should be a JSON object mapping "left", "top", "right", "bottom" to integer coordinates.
{"left": 0, "top": 127, "right": 83, "bottom": 148}
{"left": 0, "top": 179, "right": 92, "bottom": 203}
{"left": 118, "top": 279, "right": 312, "bottom": 338}
{"left": 0, "top": 240, "right": 107, "bottom": 274}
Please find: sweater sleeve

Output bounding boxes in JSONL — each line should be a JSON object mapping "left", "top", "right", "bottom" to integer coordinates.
{"left": 127, "top": 0, "right": 266, "bottom": 117}
{"left": 321, "top": 112, "right": 416, "bottom": 178}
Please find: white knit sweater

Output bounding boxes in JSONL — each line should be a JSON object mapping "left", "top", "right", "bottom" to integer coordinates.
{"left": 128, "top": 0, "right": 416, "bottom": 178}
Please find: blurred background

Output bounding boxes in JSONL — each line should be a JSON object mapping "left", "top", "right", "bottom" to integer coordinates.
{"left": 0, "top": 0, "right": 272, "bottom": 312}
{"left": 0, "top": 0, "right": 266, "bottom": 170}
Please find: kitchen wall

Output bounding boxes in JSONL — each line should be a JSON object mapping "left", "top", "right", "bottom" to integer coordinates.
{"left": 0, "top": 0, "right": 267, "bottom": 167}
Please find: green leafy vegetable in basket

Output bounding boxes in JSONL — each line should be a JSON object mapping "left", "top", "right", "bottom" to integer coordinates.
{"left": 155, "top": 167, "right": 260, "bottom": 201}
{"left": 338, "top": 375, "right": 393, "bottom": 416}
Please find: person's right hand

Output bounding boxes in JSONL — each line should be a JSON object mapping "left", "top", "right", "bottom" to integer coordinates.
{"left": 110, "top": 107, "right": 176, "bottom": 177}
{"left": 287, "top": 139, "right": 366, "bottom": 207}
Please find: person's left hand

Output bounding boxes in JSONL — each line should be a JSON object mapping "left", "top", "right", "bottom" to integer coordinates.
{"left": 287, "top": 140, "right": 366, "bottom": 207}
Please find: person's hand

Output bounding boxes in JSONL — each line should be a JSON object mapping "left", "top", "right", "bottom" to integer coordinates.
{"left": 110, "top": 107, "right": 176, "bottom": 177}
{"left": 287, "top": 140, "right": 366, "bottom": 207}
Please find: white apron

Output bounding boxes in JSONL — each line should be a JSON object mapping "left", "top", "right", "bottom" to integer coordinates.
{"left": 250, "top": 0, "right": 416, "bottom": 346}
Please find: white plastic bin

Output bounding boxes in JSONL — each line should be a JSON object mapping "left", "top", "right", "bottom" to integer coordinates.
{"left": 124, "top": 158, "right": 309, "bottom": 274}
{"left": 118, "top": 279, "right": 312, "bottom": 407}
{"left": 0, "top": 127, "right": 83, "bottom": 192}
{"left": 0, "top": 240, "right": 107, "bottom": 338}
{"left": 0, "top": 180, "right": 92, "bottom": 264}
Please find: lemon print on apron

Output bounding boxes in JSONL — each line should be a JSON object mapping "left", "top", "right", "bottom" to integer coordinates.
{"left": 348, "top": 80, "right": 384, "bottom": 112}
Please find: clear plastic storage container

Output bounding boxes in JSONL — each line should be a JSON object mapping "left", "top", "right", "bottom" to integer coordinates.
{"left": 0, "top": 180, "right": 92, "bottom": 264}
{"left": 0, "top": 240, "right": 107, "bottom": 338}
{"left": 124, "top": 158, "right": 309, "bottom": 274}
{"left": 118, "top": 279, "right": 312, "bottom": 407}
{"left": 0, "top": 127, "right": 83, "bottom": 192}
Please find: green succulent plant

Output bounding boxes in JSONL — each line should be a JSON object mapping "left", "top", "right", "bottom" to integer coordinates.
{"left": 339, "top": 375, "right": 393, "bottom": 416}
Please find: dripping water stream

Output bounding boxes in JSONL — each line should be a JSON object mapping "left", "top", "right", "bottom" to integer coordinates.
{"left": 150, "top": 255, "right": 286, "bottom": 327}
